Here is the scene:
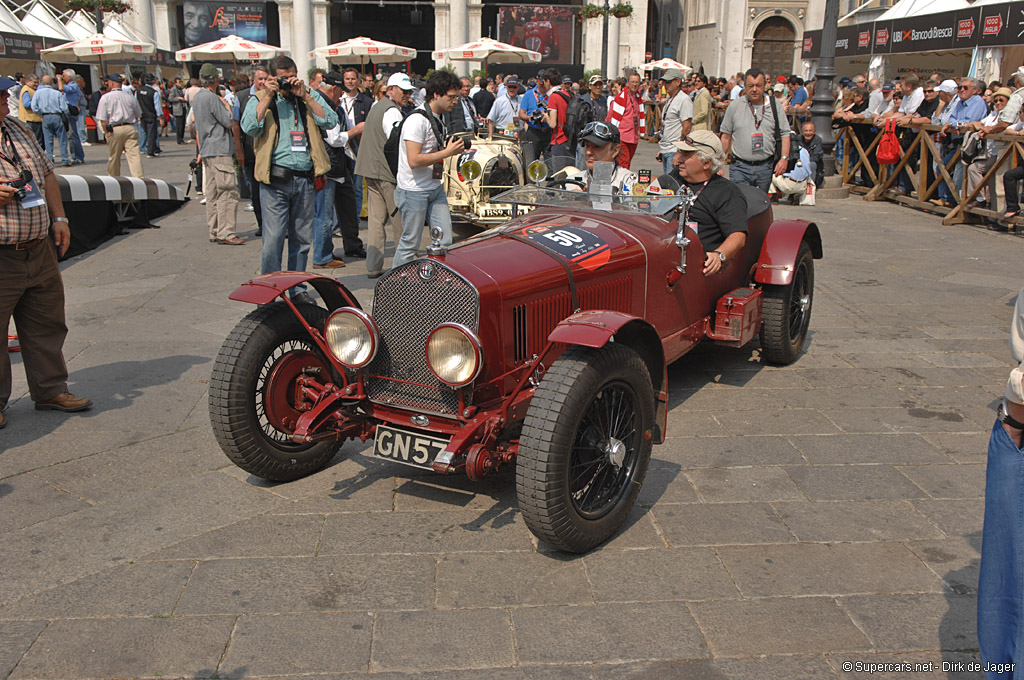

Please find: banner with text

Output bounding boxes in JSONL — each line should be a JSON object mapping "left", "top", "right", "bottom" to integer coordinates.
{"left": 182, "top": 1, "right": 267, "bottom": 47}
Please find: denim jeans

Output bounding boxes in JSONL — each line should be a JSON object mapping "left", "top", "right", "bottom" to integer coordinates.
{"left": 393, "top": 184, "right": 452, "bottom": 268}
{"left": 41, "top": 114, "right": 68, "bottom": 164}
{"left": 242, "top": 163, "right": 262, "bottom": 228}
{"left": 729, "top": 159, "right": 773, "bottom": 194}
{"left": 661, "top": 154, "right": 675, "bottom": 175}
{"left": 259, "top": 175, "right": 315, "bottom": 275}
{"left": 137, "top": 122, "right": 146, "bottom": 153}
{"left": 76, "top": 114, "right": 87, "bottom": 146}
{"left": 66, "top": 112, "right": 84, "bottom": 162}
{"left": 312, "top": 180, "right": 337, "bottom": 266}
{"left": 353, "top": 173, "right": 364, "bottom": 218}
{"left": 979, "top": 418, "right": 1024, "bottom": 679}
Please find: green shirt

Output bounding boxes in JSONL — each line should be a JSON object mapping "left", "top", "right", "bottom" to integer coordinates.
{"left": 241, "top": 89, "right": 338, "bottom": 171}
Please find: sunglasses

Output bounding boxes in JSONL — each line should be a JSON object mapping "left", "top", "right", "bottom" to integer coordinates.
{"left": 958, "top": 85, "right": 971, "bottom": 90}
{"left": 682, "top": 135, "right": 716, "bottom": 153}
{"left": 581, "top": 121, "right": 615, "bottom": 141}
{"left": 924, "top": 89, "right": 935, "bottom": 94}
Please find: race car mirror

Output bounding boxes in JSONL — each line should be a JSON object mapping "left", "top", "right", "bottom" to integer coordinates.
{"left": 527, "top": 160, "right": 548, "bottom": 183}
{"left": 460, "top": 159, "right": 482, "bottom": 181}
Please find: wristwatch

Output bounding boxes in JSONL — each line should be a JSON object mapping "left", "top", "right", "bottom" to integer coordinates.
{"left": 51, "top": 217, "right": 69, "bottom": 224}
{"left": 711, "top": 250, "right": 725, "bottom": 263}
{"left": 999, "top": 400, "right": 1024, "bottom": 430}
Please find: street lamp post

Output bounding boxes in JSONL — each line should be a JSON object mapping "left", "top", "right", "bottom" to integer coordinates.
{"left": 601, "top": 0, "right": 610, "bottom": 77}
{"left": 809, "top": 0, "right": 840, "bottom": 175}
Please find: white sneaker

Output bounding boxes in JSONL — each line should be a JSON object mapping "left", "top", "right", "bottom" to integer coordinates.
{"left": 244, "top": 205, "right": 255, "bottom": 212}
{"left": 81, "top": 142, "right": 92, "bottom": 147}
{"left": 200, "top": 198, "right": 207, "bottom": 205}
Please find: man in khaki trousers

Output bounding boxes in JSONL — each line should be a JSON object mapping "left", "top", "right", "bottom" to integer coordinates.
{"left": 191, "top": 64, "right": 242, "bottom": 244}
{"left": 95, "top": 73, "right": 144, "bottom": 178}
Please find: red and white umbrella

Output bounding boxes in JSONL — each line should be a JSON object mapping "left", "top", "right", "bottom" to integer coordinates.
{"left": 432, "top": 38, "right": 541, "bottom": 71}
{"left": 176, "top": 35, "right": 284, "bottom": 77}
{"left": 41, "top": 33, "right": 154, "bottom": 73}
{"left": 639, "top": 58, "right": 691, "bottom": 73}
{"left": 311, "top": 37, "right": 417, "bottom": 70}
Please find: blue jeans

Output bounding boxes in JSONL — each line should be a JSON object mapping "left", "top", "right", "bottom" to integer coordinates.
{"left": 729, "top": 159, "right": 773, "bottom": 193}
{"left": 393, "top": 184, "right": 452, "bottom": 268}
{"left": 137, "top": 122, "right": 146, "bottom": 152}
{"left": 312, "top": 180, "right": 337, "bottom": 266}
{"left": 76, "top": 113, "right": 87, "bottom": 145}
{"left": 66, "top": 112, "right": 84, "bottom": 162}
{"left": 41, "top": 114, "right": 68, "bottom": 164}
{"left": 938, "top": 149, "right": 964, "bottom": 202}
{"left": 259, "top": 175, "right": 315, "bottom": 275}
{"left": 661, "top": 153, "right": 675, "bottom": 175}
{"left": 979, "top": 418, "right": 1024, "bottom": 679}
{"left": 353, "top": 173, "right": 363, "bottom": 218}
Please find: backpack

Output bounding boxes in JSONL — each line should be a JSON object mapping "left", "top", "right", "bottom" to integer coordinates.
{"left": 555, "top": 90, "right": 593, "bottom": 148}
{"left": 383, "top": 108, "right": 441, "bottom": 179}
{"left": 876, "top": 118, "right": 901, "bottom": 165}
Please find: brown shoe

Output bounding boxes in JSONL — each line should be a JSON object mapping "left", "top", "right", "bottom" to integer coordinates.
{"left": 35, "top": 392, "right": 92, "bottom": 412}
{"left": 216, "top": 236, "right": 245, "bottom": 245}
{"left": 0, "top": 410, "right": 6, "bottom": 429}
{"left": 313, "top": 259, "right": 346, "bottom": 269}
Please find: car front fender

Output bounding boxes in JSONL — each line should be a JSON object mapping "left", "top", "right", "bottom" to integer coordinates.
{"left": 228, "top": 272, "right": 362, "bottom": 310}
{"left": 753, "top": 220, "right": 823, "bottom": 286}
{"left": 547, "top": 310, "right": 668, "bottom": 442}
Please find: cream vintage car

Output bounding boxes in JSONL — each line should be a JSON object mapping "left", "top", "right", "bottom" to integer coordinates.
{"left": 443, "top": 130, "right": 531, "bottom": 227}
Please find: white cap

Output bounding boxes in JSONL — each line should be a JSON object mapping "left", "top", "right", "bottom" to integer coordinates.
{"left": 387, "top": 73, "right": 415, "bottom": 91}
{"left": 937, "top": 79, "right": 958, "bottom": 94}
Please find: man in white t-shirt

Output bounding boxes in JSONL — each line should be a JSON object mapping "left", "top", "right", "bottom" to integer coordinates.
{"left": 393, "top": 70, "right": 464, "bottom": 268}
{"left": 656, "top": 68, "right": 693, "bottom": 175}
{"left": 486, "top": 75, "right": 523, "bottom": 136}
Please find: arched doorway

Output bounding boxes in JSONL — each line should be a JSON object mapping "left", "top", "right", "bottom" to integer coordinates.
{"left": 751, "top": 17, "right": 796, "bottom": 77}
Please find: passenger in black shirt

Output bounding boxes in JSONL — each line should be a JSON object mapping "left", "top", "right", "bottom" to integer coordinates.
{"left": 667, "top": 130, "right": 747, "bottom": 276}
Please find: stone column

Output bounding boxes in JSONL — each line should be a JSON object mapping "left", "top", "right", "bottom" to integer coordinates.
{"left": 129, "top": 0, "right": 156, "bottom": 43}
{"left": 583, "top": 17, "right": 603, "bottom": 73}
{"left": 291, "top": 0, "right": 315, "bottom": 74}
{"left": 607, "top": 16, "right": 620, "bottom": 76}
{"left": 152, "top": 0, "right": 173, "bottom": 51}
{"left": 312, "top": 0, "right": 330, "bottom": 68}
{"left": 433, "top": 1, "right": 450, "bottom": 71}
{"left": 468, "top": 3, "right": 483, "bottom": 76}
{"left": 277, "top": 0, "right": 293, "bottom": 55}
{"left": 448, "top": 0, "right": 469, "bottom": 76}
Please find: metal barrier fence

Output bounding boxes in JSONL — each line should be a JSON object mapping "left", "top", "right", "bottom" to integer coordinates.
{"left": 835, "top": 119, "right": 1024, "bottom": 227}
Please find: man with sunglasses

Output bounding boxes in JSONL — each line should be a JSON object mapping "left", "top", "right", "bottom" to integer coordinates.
{"left": 669, "top": 130, "right": 747, "bottom": 277}
{"left": 935, "top": 78, "right": 986, "bottom": 205}
{"left": 0, "top": 75, "right": 92, "bottom": 429}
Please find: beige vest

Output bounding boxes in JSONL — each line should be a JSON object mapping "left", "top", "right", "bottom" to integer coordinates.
{"left": 251, "top": 90, "right": 330, "bottom": 184}
{"left": 18, "top": 86, "right": 41, "bottom": 123}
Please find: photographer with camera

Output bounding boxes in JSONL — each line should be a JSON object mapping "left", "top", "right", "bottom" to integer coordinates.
{"left": 519, "top": 68, "right": 559, "bottom": 161}
{"left": 0, "top": 75, "right": 92, "bottom": 429}
{"left": 95, "top": 73, "right": 144, "bottom": 178}
{"left": 241, "top": 55, "right": 337, "bottom": 287}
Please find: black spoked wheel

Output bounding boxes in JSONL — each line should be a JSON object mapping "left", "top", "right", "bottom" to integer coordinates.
{"left": 760, "top": 241, "right": 814, "bottom": 365}
{"left": 209, "top": 301, "right": 343, "bottom": 482}
{"left": 517, "top": 345, "right": 654, "bottom": 553}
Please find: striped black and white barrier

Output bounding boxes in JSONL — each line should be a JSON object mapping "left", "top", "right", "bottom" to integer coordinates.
{"left": 56, "top": 174, "right": 188, "bottom": 259}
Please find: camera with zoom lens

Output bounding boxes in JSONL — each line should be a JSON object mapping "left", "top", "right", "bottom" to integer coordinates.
{"left": 3, "top": 169, "right": 32, "bottom": 201}
{"left": 188, "top": 159, "right": 198, "bottom": 171}
{"left": 277, "top": 76, "right": 292, "bottom": 93}
{"left": 530, "top": 107, "right": 548, "bottom": 123}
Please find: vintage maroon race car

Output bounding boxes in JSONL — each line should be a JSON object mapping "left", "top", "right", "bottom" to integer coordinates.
{"left": 209, "top": 183, "right": 822, "bottom": 553}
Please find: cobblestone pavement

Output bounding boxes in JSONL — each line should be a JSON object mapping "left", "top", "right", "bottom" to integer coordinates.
{"left": 1, "top": 134, "right": 1021, "bottom": 679}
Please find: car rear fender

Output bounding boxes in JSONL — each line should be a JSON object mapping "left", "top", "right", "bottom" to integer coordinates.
{"left": 228, "top": 272, "right": 362, "bottom": 311}
{"left": 547, "top": 310, "right": 668, "bottom": 443}
{"left": 753, "top": 220, "right": 823, "bottom": 286}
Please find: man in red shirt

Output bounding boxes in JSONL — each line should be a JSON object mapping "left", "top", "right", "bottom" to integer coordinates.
{"left": 606, "top": 72, "right": 644, "bottom": 168}
{"left": 545, "top": 70, "right": 571, "bottom": 161}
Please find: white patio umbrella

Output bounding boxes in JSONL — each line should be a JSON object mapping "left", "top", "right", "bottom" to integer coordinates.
{"left": 175, "top": 35, "right": 284, "bottom": 78}
{"left": 639, "top": 58, "right": 690, "bottom": 73}
{"left": 310, "top": 37, "right": 417, "bottom": 72}
{"left": 41, "top": 33, "right": 155, "bottom": 75}
{"left": 432, "top": 37, "right": 541, "bottom": 73}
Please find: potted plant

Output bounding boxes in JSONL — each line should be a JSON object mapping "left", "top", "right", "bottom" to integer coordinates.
{"left": 610, "top": 2, "right": 633, "bottom": 18}
{"left": 67, "top": 0, "right": 132, "bottom": 14}
{"left": 580, "top": 4, "right": 604, "bottom": 19}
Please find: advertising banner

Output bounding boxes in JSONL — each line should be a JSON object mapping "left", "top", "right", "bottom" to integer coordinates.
{"left": 0, "top": 31, "right": 43, "bottom": 59}
{"left": 986, "top": 2, "right": 1022, "bottom": 47}
{"left": 889, "top": 12, "right": 957, "bottom": 53}
{"left": 182, "top": 1, "right": 267, "bottom": 47}
{"left": 873, "top": 20, "right": 892, "bottom": 55}
{"left": 497, "top": 6, "right": 575, "bottom": 62}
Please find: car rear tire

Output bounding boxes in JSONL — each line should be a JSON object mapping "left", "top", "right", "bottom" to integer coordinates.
{"left": 209, "top": 301, "right": 343, "bottom": 482}
{"left": 516, "top": 345, "right": 654, "bottom": 553}
{"left": 760, "top": 240, "right": 814, "bottom": 365}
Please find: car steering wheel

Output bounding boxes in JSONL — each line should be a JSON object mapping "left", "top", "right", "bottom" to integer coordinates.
{"left": 546, "top": 177, "right": 587, "bottom": 190}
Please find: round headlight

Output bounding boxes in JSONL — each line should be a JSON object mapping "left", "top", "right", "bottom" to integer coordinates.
{"left": 324, "top": 308, "right": 378, "bottom": 368}
{"left": 426, "top": 323, "right": 483, "bottom": 387}
{"left": 460, "top": 159, "right": 482, "bottom": 181}
{"left": 527, "top": 159, "right": 549, "bottom": 183}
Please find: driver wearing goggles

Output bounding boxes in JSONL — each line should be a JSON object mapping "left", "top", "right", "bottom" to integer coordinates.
{"left": 565, "top": 121, "right": 637, "bottom": 192}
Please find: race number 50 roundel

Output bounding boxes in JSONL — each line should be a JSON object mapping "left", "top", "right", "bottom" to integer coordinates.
{"left": 519, "top": 224, "right": 611, "bottom": 271}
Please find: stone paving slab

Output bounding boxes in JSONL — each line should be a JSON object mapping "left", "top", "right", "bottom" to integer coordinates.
{"left": 1, "top": 140, "right": 1019, "bottom": 677}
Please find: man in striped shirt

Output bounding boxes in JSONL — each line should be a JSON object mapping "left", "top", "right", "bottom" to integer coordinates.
{"left": 606, "top": 72, "right": 645, "bottom": 169}
{"left": 95, "top": 74, "right": 144, "bottom": 178}
{"left": 0, "top": 74, "right": 91, "bottom": 429}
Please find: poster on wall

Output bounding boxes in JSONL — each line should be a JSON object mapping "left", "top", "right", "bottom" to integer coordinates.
{"left": 497, "top": 7, "right": 575, "bottom": 62}
{"left": 183, "top": 2, "right": 267, "bottom": 47}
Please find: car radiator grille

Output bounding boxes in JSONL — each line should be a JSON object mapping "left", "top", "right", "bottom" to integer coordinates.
{"left": 366, "top": 261, "right": 479, "bottom": 416}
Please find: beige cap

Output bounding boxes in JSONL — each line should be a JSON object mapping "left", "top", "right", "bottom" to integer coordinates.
{"left": 673, "top": 130, "right": 723, "bottom": 156}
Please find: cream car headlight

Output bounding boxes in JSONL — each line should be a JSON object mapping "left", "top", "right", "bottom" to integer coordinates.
{"left": 325, "top": 308, "right": 378, "bottom": 368}
{"left": 460, "top": 159, "right": 482, "bottom": 181}
{"left": 527, "top": 159, "right": 549, "bottom": 183}
{"left": 426, "top": 323, "right": 483, "bottom": 386}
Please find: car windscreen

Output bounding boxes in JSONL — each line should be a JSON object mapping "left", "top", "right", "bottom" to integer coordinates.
{"left": 491, "top": 186, "right": 683, "bottom": 217}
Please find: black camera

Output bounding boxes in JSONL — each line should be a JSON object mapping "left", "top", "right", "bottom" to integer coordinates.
{"left": 277, "top": 76, "right": 293, "bottom": 93}
{"left": 3, "top": 169, "right": 32, "bottom": 201}
{"left": 188, "top": 159, "right": 198, "bottom": 171}
{"left": 530, "top": 107, "right": 548, "bottom": 123}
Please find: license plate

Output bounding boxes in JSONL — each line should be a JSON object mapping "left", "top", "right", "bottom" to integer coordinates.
{"left": 373, "top": 425, "right": 450, "bottom": 470}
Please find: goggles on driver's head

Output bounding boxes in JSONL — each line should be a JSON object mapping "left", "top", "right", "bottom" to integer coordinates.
{"left": 581, "top": 121, "right": 614, "bottom": 141}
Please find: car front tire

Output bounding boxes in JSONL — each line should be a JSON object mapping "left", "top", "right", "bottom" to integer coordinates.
{"left": 760, "top": 240, "right": 814, "bottom": 365}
